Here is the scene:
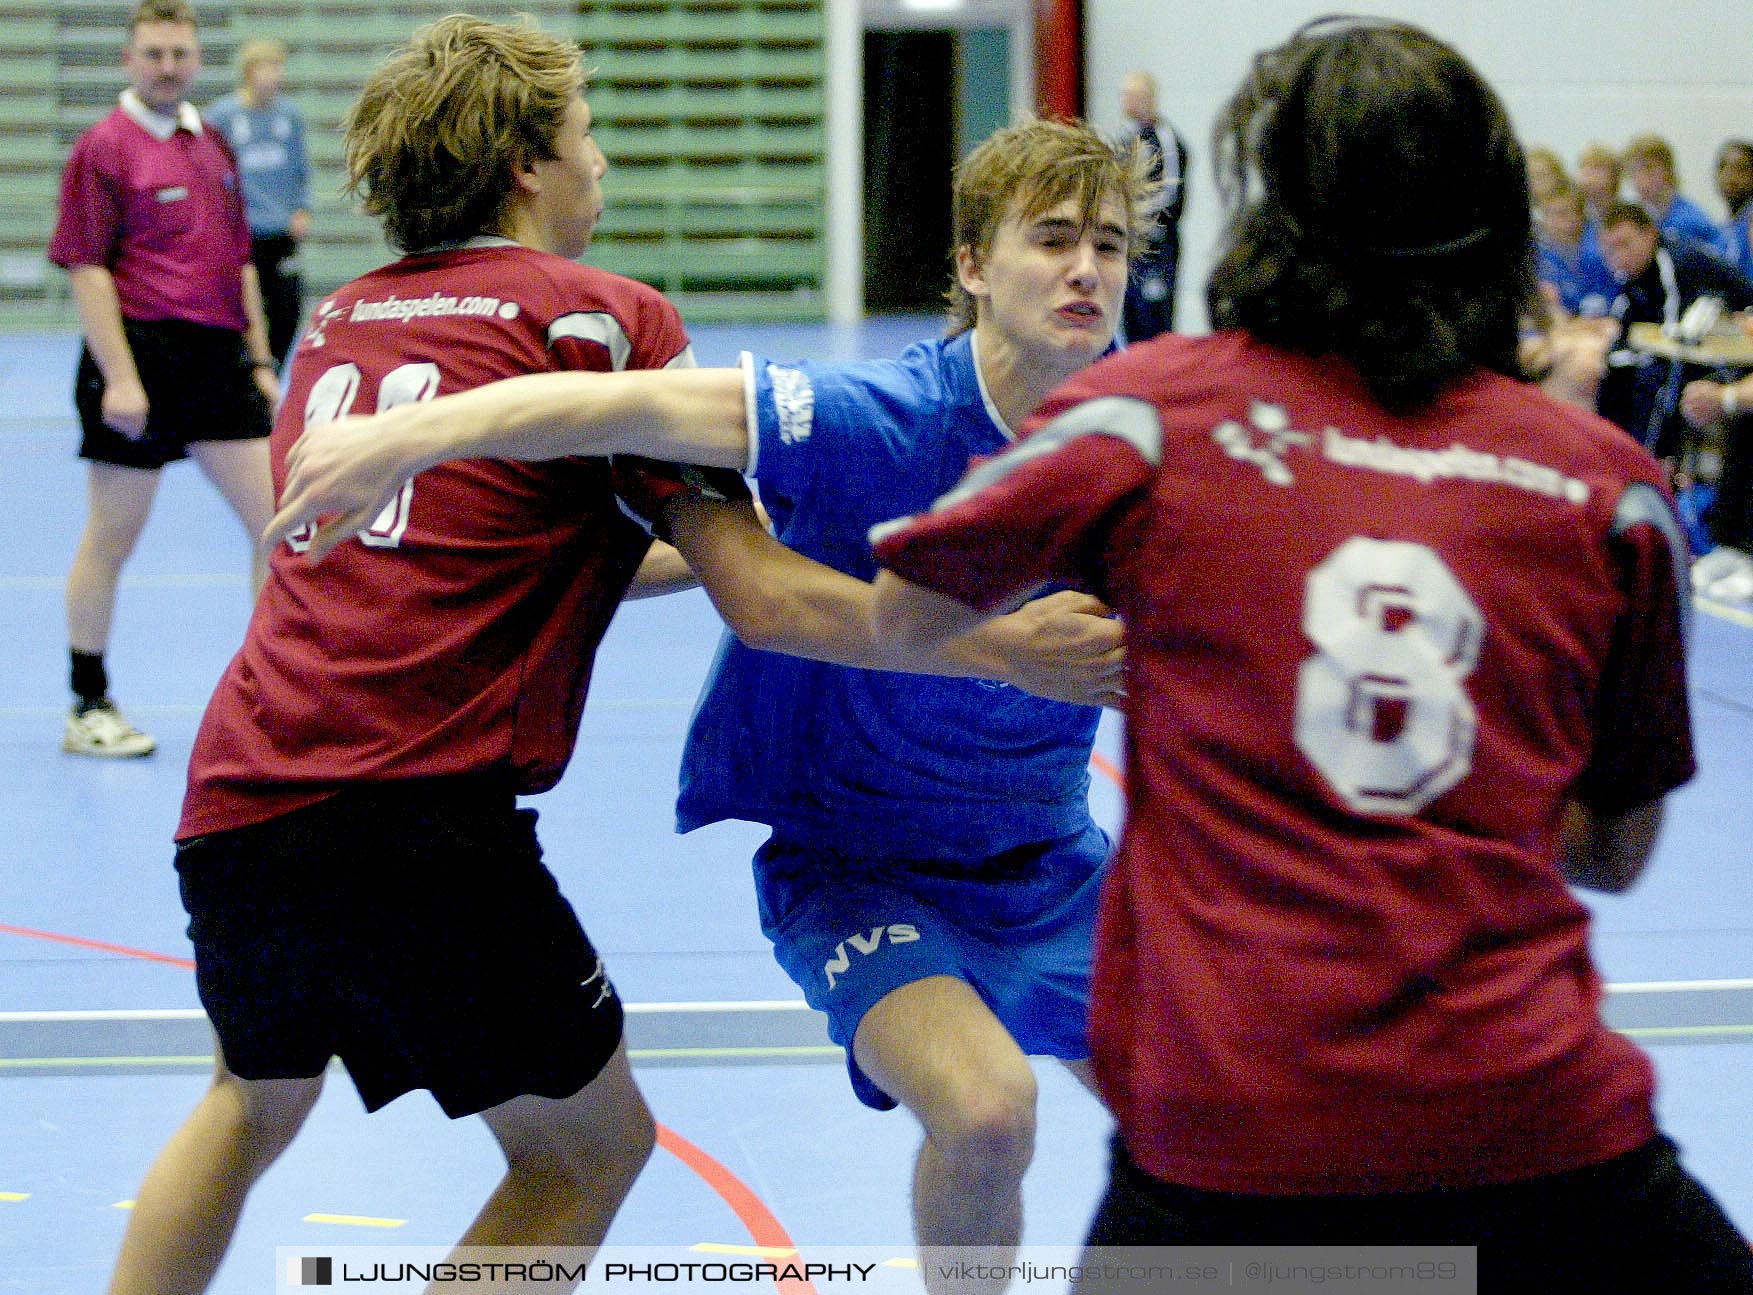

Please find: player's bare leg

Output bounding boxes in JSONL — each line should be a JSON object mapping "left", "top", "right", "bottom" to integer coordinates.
{"left": 428, "top": 1043, "right": 654, "bottom": 1293}
{"left": 107, "top": 1042, "right": 324, "bottom": 1295}
{"left": 67, "top": 462, "right": 160, "bottom": 654}
{"left": 189, "top": 437, "right": 274, "bottom": 595}
{"left": 854, "top": 976, "right": 1039, "bottom": 1295}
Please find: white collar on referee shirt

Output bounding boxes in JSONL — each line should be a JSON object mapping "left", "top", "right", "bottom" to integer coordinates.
{"left": 120, "top": 89, "right": 204, "bottom": 141}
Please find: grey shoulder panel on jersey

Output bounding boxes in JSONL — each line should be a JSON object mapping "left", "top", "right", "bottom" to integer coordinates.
{"left": 935, "top": 396, "right": 1165, "bottom": 513}
{"left": 868, "top": 396, "right": 1162, "bottom": 549}
{"left": 549, "top": 311, "right": 632, "bottom": 371}
{"left": 1611, "top": 480, "right": 1692, "bottom": 645}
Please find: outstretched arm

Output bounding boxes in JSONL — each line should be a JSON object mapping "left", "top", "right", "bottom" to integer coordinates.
{"left": 268, "top": 367, "right": 750, "bottom": 560}
{"left": 1558, "top": 798, "right": 1664, "bottom": 894}
{"left": 672, "top": 495, "right": 1124, "bottom": 705}
{"left": 871, "top": 568, "right": 1011, "bottom": 653}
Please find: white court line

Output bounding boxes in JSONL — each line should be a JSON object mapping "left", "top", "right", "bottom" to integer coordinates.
{"left": 1697, "top": 596, "right": 1753, "bottom": 629}
{"left": 0, "top": 574, "right": 247, "bottom": 591}
{"left": 625, "top": 1000, "right": 815, "bottom": 1014}
{"left": 3, "top": 985, "right": 1748, "bottom": 1026}
{"left": 0, "top": 698, "right": 693, "bottom": 719}
{"left": 1605, "top": 979, "right": 1753, "bottom": 994}
{"left": 0, "top": 1002, "right": 816, "bottom": 1023}
{"left": 0, "top": 1010, "right": 206, "bottom": 1022}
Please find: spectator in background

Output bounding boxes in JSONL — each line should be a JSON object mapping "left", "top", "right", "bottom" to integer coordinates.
{"left": 1714, "top": 139, "right": 1753, "bottom": 279}
{"left": 206, "top": 38, "right": 310, "bottom": 368}
{"left": 48, "top": 0, "right": 278, "bottom": 759}
{"left": 1623, "top": 133, "right": 1725, "bottom": 258}
{"left": 1597, "top": 201, "right": 1753, "bottom": 461}
{"left": 1116, "top": 69, "right": 1187, "bottom": 341}
{"left": 1576, "top": 142, "right": 1623, "bottom": 227}
{"left": 1680, "top": 329, "right": 1753, "bottom": 601}
{"left": 1536, "top": 180, "right": 1616, "bottom": 317}
{"left": 1525, "top": 144, "right": 1568, "bottom": 208}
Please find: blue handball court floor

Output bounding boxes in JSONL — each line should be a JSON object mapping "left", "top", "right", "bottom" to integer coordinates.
{"left": 1, "top": 322, "right": 1749, "bottom": 1292}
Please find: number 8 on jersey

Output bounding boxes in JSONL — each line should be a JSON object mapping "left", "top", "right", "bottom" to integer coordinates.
{"left": 1295, "top": 537, "right": 1484, "bottom": 815}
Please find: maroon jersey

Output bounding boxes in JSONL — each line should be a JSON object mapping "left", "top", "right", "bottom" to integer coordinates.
{"left": 49, "top": 99, "right": 253, "bottom": 331}
{"left": 875, "top": 331, "right": 1694, "bottom": 1194}
{"left": 180, "top": 242, "right": 693, "bottom": 839}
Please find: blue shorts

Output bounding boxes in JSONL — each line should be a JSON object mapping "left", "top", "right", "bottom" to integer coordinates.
{"left": 753, "top": 822, "right": 1110, "bottom": 1110}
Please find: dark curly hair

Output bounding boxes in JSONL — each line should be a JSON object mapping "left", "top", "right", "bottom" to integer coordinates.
{"left": 1206, "top": 16, "right": 1537, "bottom": 411}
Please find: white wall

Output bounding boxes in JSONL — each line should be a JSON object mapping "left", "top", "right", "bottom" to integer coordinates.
{"left": 1086, "top": 0, "right": 1753, "bottom": 331}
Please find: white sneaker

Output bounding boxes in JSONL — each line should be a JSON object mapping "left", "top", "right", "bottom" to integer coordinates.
{"left": 1691, "top": 546, "right": 1751, "bottom": 588}
{"left": 62, "top": 703, "right": 156, "bottom": 758}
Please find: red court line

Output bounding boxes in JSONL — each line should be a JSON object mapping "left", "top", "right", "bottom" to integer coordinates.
{"left": 1089, "top": 751, "right": 1125, "bottom": 790}
{"left": 3, "top": 921, "right": 813, "bottom": 1291}
{"left": 656, "top": 1125, "right": 816, "bottom": 1295}
{"left": 0, "top": 922, "right": 194, "bottom": 969}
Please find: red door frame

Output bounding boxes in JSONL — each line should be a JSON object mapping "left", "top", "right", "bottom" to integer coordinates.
{"left": 1034, "top": 0, "right": 1085, "bottom": 118}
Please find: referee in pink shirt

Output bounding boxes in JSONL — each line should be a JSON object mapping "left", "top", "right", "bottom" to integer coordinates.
{"left": 49, "top": 0, "right": 279, "bottom": 758}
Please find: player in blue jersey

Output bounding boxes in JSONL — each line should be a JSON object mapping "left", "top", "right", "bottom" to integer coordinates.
{"left": 678, "top": 122, "right": 1140, "bottom": 1290}
{"left": 273, "top": 118, "right": 1148, "bottom": 1292}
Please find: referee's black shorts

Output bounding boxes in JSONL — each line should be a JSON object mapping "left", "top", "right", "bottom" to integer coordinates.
{"left": 76, "top": 318, "right": 271, "bottom": 470}
{"left": 176, "top": 776, "right": 625, "bottom": 1118}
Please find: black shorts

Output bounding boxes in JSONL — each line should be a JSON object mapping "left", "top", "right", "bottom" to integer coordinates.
{"left": 176, "top": 777, "right": 625, "bottom": 1118}
{"left": 76, "top": 318, "right": 272, "bottom": 470}
{"left": 1082, "top": 1134, "right": 1753, "bottom": 1293}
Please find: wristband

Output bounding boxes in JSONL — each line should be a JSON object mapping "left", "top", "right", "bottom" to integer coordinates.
{"left": 1725, "top": 386, "right": 1741, "bottom": 417}
{"left": 252, "top": 360, "right": 276, "bottom": 372}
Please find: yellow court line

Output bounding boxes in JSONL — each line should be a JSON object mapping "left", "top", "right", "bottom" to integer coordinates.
{"left": 113, "top": 1201, "right": 135, "bottom": 1210}
{"left": 304, "top": 1213, "right": 408, "bottom": 1228}
{"left": 692, "top": 1243, "right": 799, "bottom": 1258}
{"left": 0, "top": 1192, "right": 30, "bottom": 1203}
{"left": 1697, "top": 595, "right": 1753, "bottom": 628}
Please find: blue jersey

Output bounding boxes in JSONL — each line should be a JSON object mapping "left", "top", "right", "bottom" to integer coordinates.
{"left": 1723, "top": 205, "right": 1753, "bottom": 279}
{"left": 205, "top": 93, "right": 310, "bottom": 237}
{"left": 1654, "top": 193, "right": 1726, "bottom": 260}
{"left": 1536, "top": 237, "right": 1617, "bottom": 317}
{"left": 677, "top": 331, "right": 1101, "bottom": 859}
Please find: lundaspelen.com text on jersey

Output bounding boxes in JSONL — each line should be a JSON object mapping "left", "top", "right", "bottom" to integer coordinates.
{"left": 349, "top": 292, "right": 519, "bottom": 323}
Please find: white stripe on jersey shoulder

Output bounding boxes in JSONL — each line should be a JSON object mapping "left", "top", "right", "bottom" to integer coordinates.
{"left": 739, "top": 351, "right": 761, "bottom": 477}
{"left": 969, "top": 332, "right": 1016, "bottom": 440}
{"left": 549, "top": 312, "right": 633, "bottom": 371}
{"left": 868, "top": 396, "right": 1162, "bottom": 549}
{"left": 938, "top": 396, "right": 1162, "bottom": 509}
{"left": 665, "top": 344, "right": 699, "bottom": 369}
{"left": 1612, "top": 480, "right": 1693, "bottom": 644}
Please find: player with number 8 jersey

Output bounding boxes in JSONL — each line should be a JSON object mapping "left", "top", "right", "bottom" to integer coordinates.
{"left": 872, "top": 20, "right": 1753, "bottom": 1287}
{"left": 178, "top": 241, "right": 692, "bottom": 838}
{"left": 876, "top": 331, "right": 1690, "bottom": 1192}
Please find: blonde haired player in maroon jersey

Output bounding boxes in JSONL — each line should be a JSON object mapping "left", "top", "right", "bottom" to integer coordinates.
{"left": 106, "top": 17, "right": 1120, "bottom": 1295}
